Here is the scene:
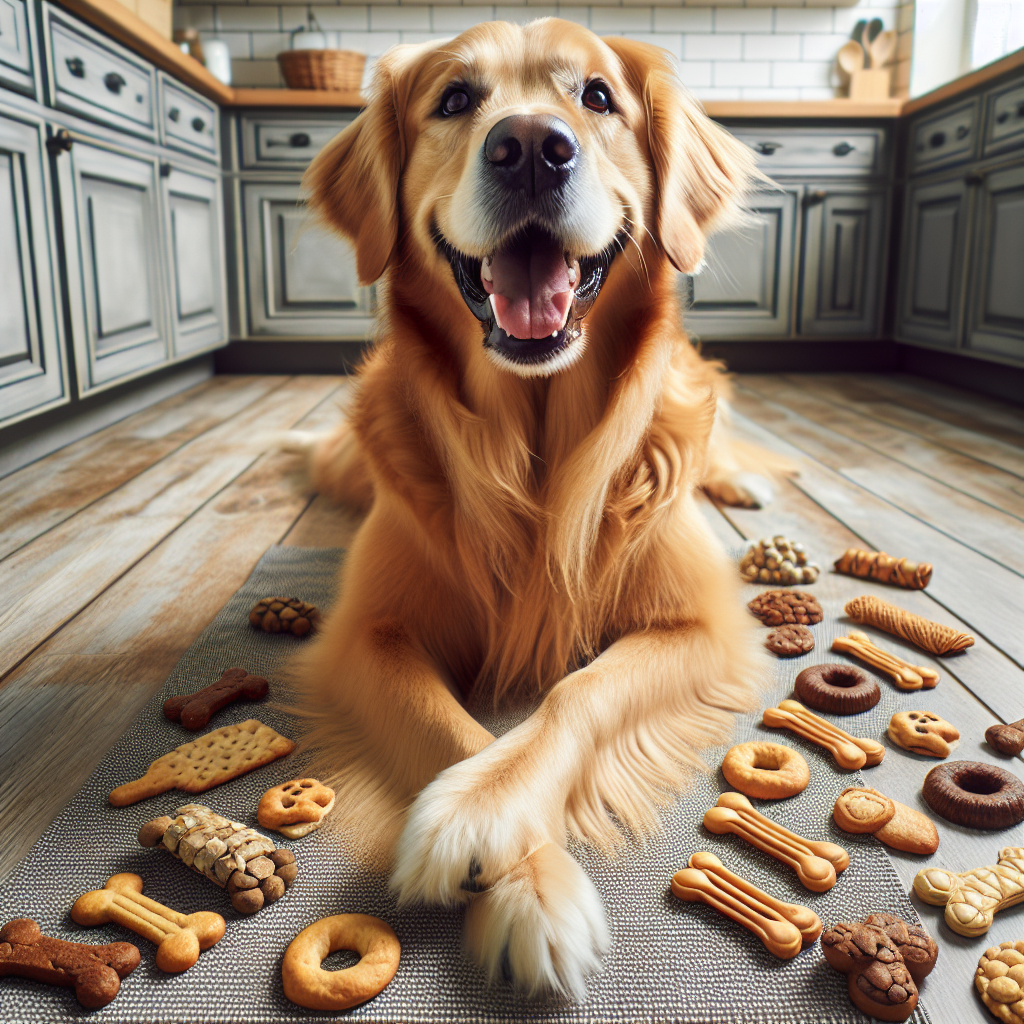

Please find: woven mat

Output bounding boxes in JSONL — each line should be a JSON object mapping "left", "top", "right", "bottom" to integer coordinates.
{"left": 0, "top": 545, "right": 929, "bottom": 1024}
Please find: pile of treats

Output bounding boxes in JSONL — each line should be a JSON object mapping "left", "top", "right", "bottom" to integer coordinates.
{"left": 740, "top": 536, "right": 820, "bottom": 585}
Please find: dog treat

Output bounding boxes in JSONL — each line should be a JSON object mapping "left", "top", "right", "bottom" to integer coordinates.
{"left": 916, "top": 848, "right": 1024, "bottom": 938}
{"left": 739, "top": 536, "right": 820, "bottom": 586}
{"left": 109, "top": 719, "right": 295, "bottom": 806}
{"left": 988, "top": 719, "right": 1024, "bottom": 757}
{"left": 721, "top": 741, "right": 810, "bottom": 799}
{"left": 258, "top": 778, "right": 336, "bottom": 839}
{"left": 765, "top": 624, "right": 814, "bottom": 657}
{"left": 862, "top": 913, "right": 939, "bottom": 985}
{"left": 976, "top": 940, "right": 1024, "bottom": 1023}
{"left": 703, "top": 791, "right": 849, "bottom": 892}
{"left": 844, "top": 595, "right": 974, "bottom": 656}
{"left": 762, "top": 699, "right": 885, "bottom": 770}
{"left": 671, "top": 851, "right": 821, "bottom": 959}
{"left": 163, "top": 668, "right": 269, "bottom": 730}
{"left": 794, "top": 663, "right": 880, "bottom": 715}
{"left": 821, "top": 920, "right": 922, "bottom": 1022}
{"left": 888, "top": 711, "right": 960, "bottom": 758}
{"left": 831, "top": 631, "right": 939, "bottom": 691}
{"left": 139, "top": 804, "right": 298, "bottom": 913}
{"left": 834, "top": 548, "right": 932, "bottom": 590}
{"left": 923, "top": 761, "right": 1024, "bottom": 830}
{"left": 0, "top": 918, "right": 140, "bottom": 1009}
{"left": 71, "top": 873, "right": 224, "bottom": 972}
{"left": 833, "top": 787, "right": 939, "bottom": 855}
{"left": 282, "top": 914, "right": 401, "bottom": 1011}
{"left": 747, "top": 590, "right": 822, "bottom": 627}
{"left": 250, "top": 597, "right": 320, "bottom": 637}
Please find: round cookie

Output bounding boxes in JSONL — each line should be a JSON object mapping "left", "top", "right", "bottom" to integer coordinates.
{"left": 722, "top": 742, "right": 810, "bottom": 800}
{"left": 922, "top": 761, "right": 1024, "bottom": 830}
{"left": 795, "top": 663, "right": 880, "bottom": 715}
{"left": 748, "top": 590, "right": 823, "bottom": 627}
{"left": 766, "top": 624, "right": 815, "bottom": 657}
{"left": 976, "top": 941, "right": 1024, "bottom": 1024}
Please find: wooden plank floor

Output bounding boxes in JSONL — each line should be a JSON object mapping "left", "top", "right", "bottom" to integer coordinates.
{"left": 1, "top": 371, "right": 1022, "bottom": 1024}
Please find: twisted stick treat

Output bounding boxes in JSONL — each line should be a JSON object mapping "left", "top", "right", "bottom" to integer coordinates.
{"left": 762, "top": 699, "right": 885, "bottom": 770}
{"left": 832, "top": 631, "right": 939, "bottom": 690}
{"left": 834, "top": 548, "right": 932, "bottom": 590}
{"left": 844, "top": 596, "right": 974, "bottom": 655}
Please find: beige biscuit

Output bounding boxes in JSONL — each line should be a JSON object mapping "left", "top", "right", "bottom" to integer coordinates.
{"left": 888, "top": 711, "right": 960, "bottom": 758}
{"left": 671, "top": 851, "right": 821, "bottom": 959}
{"left": 832, "top": 632, "right": 939, "bottom": 691}
{"left": 258, "top": 778, "right": 336, "bottom": 837}
{"left": 282, "top": 914, "right": 401, "bottom": 1011}
{"left": 71, "top": 873, "right": 224, "bottom": 973}
{"left": 109, "top": 720, "right": 295, "bottom": 806}
{"left": 703, "top": 791, "right": 849, "bottom": 892}
{"left": 976, "top": 941, "right": 1024, "bottom": 1024}
{"left": 721, "top": 741, "right": 809, "bottom": 800}
{"left": 763, "top": 699, "right": 885, "bottom": 770}
{"left": 834, "top": 787, "right": 939, "bottom": 855}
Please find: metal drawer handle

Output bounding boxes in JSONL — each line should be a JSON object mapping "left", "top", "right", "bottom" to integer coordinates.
{"left": 191, "top": 116, "right": 206, "bottom": 133}
{"left": 803, "top": 189, "right": 828, "bottom": 206}
{"left": 104, "top": 72, "right": 127, "bottom": 94}
{"left": 998, "top": 111, "right": 1011, "bottom": 124}
{"left": 833, "top": 142, "right": 854, "bottom": 157}
{"left": 265, "top": 132, "right": 312, "bottom": 149}
{"left": 65, "top": 56, "right": 85, "bottom": 78}
{"left": 965, "top": 171, "right": 985, "bottom": 186}
{"left": 168, "top": 106, "right": 181, "bottom": 122}
{"left": 160, "top": 161, "right": 172, "bottom": 178}
{"left": 929, "top": 130, "right": 946, "bottom": 148}
{"left": 955, "top": 124, "right": 970, "bottom": 139}
{"left": 754, "top": 141, "right": 781, "bottom": 155}
{"left": 46, "top": 128, "right": 74, "bottom": 155}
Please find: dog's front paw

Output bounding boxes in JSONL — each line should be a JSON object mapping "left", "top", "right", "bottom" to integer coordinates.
{"left": 705, "top": 471, "right": 775, "bottom": 509}
{"left": 464, "top": 842, "right": 609, "bottom": 1001}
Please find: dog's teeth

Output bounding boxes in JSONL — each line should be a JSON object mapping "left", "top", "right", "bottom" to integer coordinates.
{"left": 551, "top": 331, "right": 558, "bottom": 338}
{"left": 568, "top": 267, "right": 577, "bottom": 285}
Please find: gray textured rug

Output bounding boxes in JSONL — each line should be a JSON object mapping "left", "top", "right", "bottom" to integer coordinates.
{"left": 0, "top": 545, "right": 929, "bottom": 1023}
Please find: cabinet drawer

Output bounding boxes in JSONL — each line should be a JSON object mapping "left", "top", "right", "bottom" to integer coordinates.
{"left": 44, "top": 5, "right": 154, "bottom": 137}
{"left": 241, "top": 115, "right": 354, "bottom": 169}
{"left": 161, "top": 75, "right": 217, "bottom": 159}
{"left": 0, "top": 0, "right": 35, "bottom": 96}
{"left": 984, "top": 80, "right": 1024, "bottom": 157}
{"left": 909, "top": 100, "right": 978, "bottom": 173}
{"left": 729, "top": 128, "right": 886, "bottom": 177}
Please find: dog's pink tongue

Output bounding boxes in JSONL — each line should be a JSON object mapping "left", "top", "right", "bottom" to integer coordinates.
{"left": 487, "top": 237, "right": 572, "bottom": 340}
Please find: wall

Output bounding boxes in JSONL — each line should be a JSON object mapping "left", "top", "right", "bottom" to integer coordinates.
{"left": 174, "top": 0, "right": 915, "bottom": 100}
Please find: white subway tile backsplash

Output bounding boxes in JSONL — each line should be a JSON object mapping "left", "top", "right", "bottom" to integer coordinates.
{"left": 691, "top": 86, "right": 741, "bottom": 100}
{"left": 308, "top": 7, "right": 370, "bottom": 30}
{"left": 624, "top": 32, "right": 682, "bottom": 58}
{"left": 800, "top": 33, "right": 848, "bottom": 61}
{"left": 173, "top": 4, "right": 214, "bottom": 30}
{"left": 230, "top": 59, "right": 283, "bottom": 86}
{"left": 653, "top": 8, "right": 711, "bottom": 32}
{"left": 678, "top": 60, "right": 712, "bottom": 87}
{"left": 218, "top": 5, "right": 280, "bottom": 30}
{"left": 432, "top": 6, "right": 495, "bottom": 30}
{"left": 216, "top": 30, "right": 252, "bottom": 58}
{"left": 589, "top": 8, "right": 652, "bottom": 31}
{"left": 772, "top": 8, "right": 835, "bottom": 33}
{"left": 683, "top": 33, "right": 741, "bottom": 60}
{"left": 371, "top": 6, "right": 430, "bottom": 30}
{"left": 399, "top": 31, "right": 455, "bottom": 43}
{"left": 250, "top": 30, "right": 291, "bottom": 57}
{"left": 771, "top": 59, "right": 833, "bottom": 87}
{"left": 495, "top": 6, "right": 557, "bottom": 23}
{"left": 553, "top": 8, "right": 590, "bottom": 24}
{"left": 712, "top": 8, "right": 772, "bottom": 32}
{"left": 713, "top": 60, "right": 770, "bottom": 86}
{"left": 801, "top": 86, "right": 839, "bottom": 99}
{"left": 741, "top": 86, "right": 800, "bottom": 99}
{"left": 743, "top": 33, "right": 800, "bottom": 60}
{"left": 833, "top": 7, "right": 893, "bottom": 34}
{"left": 339, "top": 30, "right": 402, "bottom": 51}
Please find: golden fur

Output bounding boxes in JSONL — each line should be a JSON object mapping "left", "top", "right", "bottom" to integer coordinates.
{"left": 292, "top": 20, "right": 768, "bottom": 999}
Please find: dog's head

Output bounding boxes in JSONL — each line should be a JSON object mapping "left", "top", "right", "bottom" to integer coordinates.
{"left": 305, "top": 20, "right": 755, "bottom": 378}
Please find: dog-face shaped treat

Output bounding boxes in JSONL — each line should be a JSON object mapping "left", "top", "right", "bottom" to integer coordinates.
{"left": 976, "top": 941, "right": 1024, "bottom": 1024}
{"left": 0, "top": 918, "right": 140, "bottom": 1008}
{"left": 258, "top": 778, "right": 336, "bottom": 838}
{"left": 163, "top": 668, "right": 269, "bottom": 730}
{"left": 763, "top": 699, "right": 885, "bottom": 770}
{"left": 71, "top": 873, "right": 224, "bottom": 972}
{"left": 915, "top": 848, "right": 1024, "bottom": 938}
{"left": 888, "top": 711, "right": 960, "bottom": 758}
{"left": 987, "top": 719, "right": 1024, "bottom": 757}
{"left": 821, "top": 921, "right": 920, "bottom": 1022}
{"left": 862, "top": 913, "right": 938, "bottom": 985}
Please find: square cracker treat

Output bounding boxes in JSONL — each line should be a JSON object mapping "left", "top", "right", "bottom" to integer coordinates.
{"left": 109, "top": 720, "right": 295, "bottom": 806}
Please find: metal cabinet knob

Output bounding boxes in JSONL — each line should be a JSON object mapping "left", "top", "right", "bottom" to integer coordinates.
{"left": 754, "top": 141, "right": 781, "bottom": 155}
{"left": 803, "top": 189, "right": 828, "bottom": 205}
{"left": 997, "top": 111, "right": 1011, "bottom": 124}
{"left": 965, "top": 171, "right": 985, "bottom": 186}
{"left": 160, "top": 161, "right": 172, "bottom": 178}
{"left": 104, "top": 71, "right": 126, "bottom": 94}
{"left": 833, "top": 142, "right": 854, "bottom": 156}
{"left": 168, "top": 107, "right": 181, "bottom": 122}
{"left": 928, "top": 131, "right": 946, "bottom": 148}
{"left": 65, "top": 56, "right": 85, "bottom": 77}
{"left": 289, "top": 132, "right": 311, "bottom": 147}
{"left": 955, "top": 124, "right": 970, "bottom": 139}
{"left": 46, "top": 128, "right": 73, "bottom": 155}
{"left": 191, "top": 116, "right": 206, "bottom": 133}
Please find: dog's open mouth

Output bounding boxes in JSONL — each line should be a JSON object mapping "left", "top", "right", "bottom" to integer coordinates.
{"left": 436, "top": 224, "right": 623, "bottom": 372}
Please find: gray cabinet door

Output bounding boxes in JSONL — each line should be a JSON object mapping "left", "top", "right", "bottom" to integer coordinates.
{"left": 679, "top": 189, "right": 797, "bottom": 339}
{"left": 965, "top": 162, "right": 1024, "bottom": 362}
{"left": 0, "top": 109, "right": 66, "bottom": 426}
{"left": 162, "top": 164, "right": 227, "bottom": 356}
{"left": 799, "top": 186, "right": 887, "bottom": 337}
{"left": 0, "top": 0, "right": 35, "bottom": 95}
{"left": 57, "top": 137, "right": 169, "bottom": 393}
{"left": 895, "top": 175, "right": 971, "bottom": 348}
{"left": 242, "top": 180, "right": 374, "bottom": 338}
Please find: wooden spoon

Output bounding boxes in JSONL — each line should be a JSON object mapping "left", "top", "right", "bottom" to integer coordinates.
{"left": 838, "top": 39, "right": 866, "bottom": 76}
{"left": 869, "top": 29, "right": 897, "bottom": 69}
{"left": 866, "top": 17, "right": 883, "bottom": 43}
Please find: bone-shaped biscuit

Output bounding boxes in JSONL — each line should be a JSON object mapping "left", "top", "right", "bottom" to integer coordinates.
{"left": 832, "top": 631, "right": 939, "bottom": 691}
{"left": 762, "top": 699, "right": 885, "bottom": 770}
{"left": 163, "top": 667, "right": 269, "bottom": 730}
{"left": 914, "top": 848, "right": 1024, "bottom": 937}
{"left": 671, "top": 851, "right": 821, "bottom": 958}
{"left": 71, "top": 873, "right": 225, "bottom": 972}
{"left": 0, "top": 918, "right": 140, "bottom": 1008}
{"left": 703, "top": 791, "right": 849, "bottom": 892}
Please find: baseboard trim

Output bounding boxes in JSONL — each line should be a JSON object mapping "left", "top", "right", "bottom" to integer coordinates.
{"left": 215, "top": 340, "right": 369, "bottom": 375}
{"left": 896, "top": 345, "right": 1024, "bottom": 406}
{"left": 698, "top": 340, "right": 902, "bottom": 373}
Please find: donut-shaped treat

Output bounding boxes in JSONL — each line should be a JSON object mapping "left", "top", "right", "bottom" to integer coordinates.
{"left": 722, "top": 742, "right": 810, "bottom": 799}
{"left": 794, "top": 664, "right": 880, "bottom": 715}
{"left": 922, "top": 761, "right": 1024, "bottom": 830}
{"left": 282, "top": 914, "right": 401, "bottom": 1011}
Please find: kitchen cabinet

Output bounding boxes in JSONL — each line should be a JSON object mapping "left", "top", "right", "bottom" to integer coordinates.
{"left": 0, "top": 107, "right": 66, "bottom": 426}
{"left": 0, "top": 0, "right": 35, "bottom": 96}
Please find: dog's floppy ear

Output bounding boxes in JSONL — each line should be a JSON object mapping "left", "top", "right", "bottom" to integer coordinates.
{"left": 602, "top": 37, "right": 758, "bottom": 273}
{"left": 303, "top": 44, "right": 431, "bottom": 283}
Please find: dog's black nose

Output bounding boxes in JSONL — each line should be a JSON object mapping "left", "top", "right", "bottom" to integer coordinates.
{"left": 484, "top": 114, "right": 579, "bottom": 196}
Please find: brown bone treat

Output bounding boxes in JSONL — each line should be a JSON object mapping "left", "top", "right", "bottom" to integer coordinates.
{"left": 250, "top": 597, "right": 319, "bottom": 637}
{"left": 862, "top": 913, "right": 938, "bottom": 985}
{"left": 0, "top": 918, "right": 140, "bottom": 1009}
{"left": 671, "top": 851, "right": 821, "bottom": 959}
{"left": 748, "top": 590, "right": 823, "bottom": 627}
{"left": 975, "top": 940, "right": 1024, "bottom": 1023}
{"left": 832, "top": 631, "right": 939, "bottom": 691}
{"left": 762, "top": 699, "right": 885, "bottom": 770}
{"left": 834, "top": 548, "right": 933, "bottom": 590}
{"left": 844, "top": 595, "right": 974, "bottom": 656}
{"left": 888, "top": 711, "right": 960, "bottom": 758}
{"left": 988, "top": 719, "right": 1024, "bottom": 757}
{"left": 163, "top": 668, "right": 269, "bottom": 730}
{"left": 821, "top": 921, "right": 920, "bottom": 1022}
{"left": 765, "top": 624, "right": 815, "bottom": 657}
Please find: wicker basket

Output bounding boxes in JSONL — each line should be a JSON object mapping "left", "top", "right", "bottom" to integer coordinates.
{"left": 277, "top": 49, "right": 366, "bottom": 91}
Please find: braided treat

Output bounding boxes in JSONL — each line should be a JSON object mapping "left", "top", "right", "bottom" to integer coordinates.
{"left": 844, "top": 596, "right": 974, "bottom": 655}
{"left": 834, "top": 549, "right": 932, "bottom": 590}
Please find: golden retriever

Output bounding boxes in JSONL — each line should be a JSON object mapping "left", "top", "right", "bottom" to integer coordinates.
{"left": 292, "top": 18, "right": 769, "bottom": 1000}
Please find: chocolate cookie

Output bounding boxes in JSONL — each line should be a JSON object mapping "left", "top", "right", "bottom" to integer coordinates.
{"left": 862, "top": 913, "right": 938, "bottom": 985}
{"left": 795, "top": 663, "right": 880, "bottom": 715}
{"left": 766, "top": 624, "right": 815, "bottom": 657}
{"left": 748, "top": 590, "right": 823, "bottom": 627}
{"left": 922, "top": 761, "right": 1024, "bottom": 830}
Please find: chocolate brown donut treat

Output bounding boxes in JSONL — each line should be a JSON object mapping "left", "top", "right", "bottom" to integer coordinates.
{"left": 163, "top": 668, "right": 269, "bottom": 730}
{"left": 765, "top": 624, "right": 815, "bottom": 657}
{"left": 987, "top": 719, "right": 1024, "bottom": 757}
{"left": 862, "top": 913, "right": 938, "bottom": 985}
{"left": 976, "top": 941, "right": 1024, "bottom": 1024}
{"left": 795, "top": 663, "right": 880, "bottom": 715}
{"left": 748, "top": 590, "right": 823, "bottom": 627}
{"left": 922, "top": 762, "right": 1024, "bottom": 830}
{"left": 250, "top": 597, "right": 319, "bottom": 637}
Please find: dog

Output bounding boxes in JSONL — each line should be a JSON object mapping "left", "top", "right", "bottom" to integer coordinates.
{"left": 291, "top": 19, "right": 771, "bottom": 1000}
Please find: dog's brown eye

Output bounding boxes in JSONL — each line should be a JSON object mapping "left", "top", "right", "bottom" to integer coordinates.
{"left": 440, "top": 86, "right": 471, "bottom": 117}
{"left": 581, "top": 81, "right": 611, "bottom": 114}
